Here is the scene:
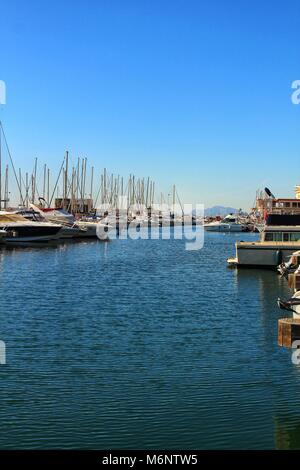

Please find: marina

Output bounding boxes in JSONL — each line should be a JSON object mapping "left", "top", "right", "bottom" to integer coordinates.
{"left": 1, "top": 0, "right": 300, "bottom": 457}
{"left": 0, "top": 123, "right": 300, "bottom": 449}
{"left": 0, "top": 122, "right": 206, "bottom": 244}
{"left": 0, "top": 183, "right": 299, "bottom": 449}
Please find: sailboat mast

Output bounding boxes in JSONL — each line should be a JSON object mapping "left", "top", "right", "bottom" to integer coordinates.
{"left": 19, "top": 168, "right": 22, "bottom": 206}
{"left": 90, "top": 165, "right": 94, "bottom": 202}
{"left": 172, "top": 184, "right": 176, "bottom": 215}
{"left": 0, "top": 126, "right": 2, "bottom": 211}
{"left": 64, "top": 150, "right": 69, "bottom": 210}
{"left": 4, "top": 164, "right": 8, "bottom": 209}
{"left": 25, "top": 172, "right": 29, "bottom": 208}
{"left": 32, "top": 157, "right": 37, "bottom": 204}
{"left": 47, "top": 168, "right": 50, "bottom": 206}
{"left": 43, "top": 164, "right": 46, "bottom": 200}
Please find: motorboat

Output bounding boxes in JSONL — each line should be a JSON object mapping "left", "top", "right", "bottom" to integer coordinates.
{"left": 228, "top": 214, "right": 300, "bottom": 268}
{"left": 31, "top": 205, "right": 111, "bottom": 241}
{"left": 77, "top": 220, "right": 110, "bottom": 240}
{"left": 204, "top": 214, "right": 246, "bottom": 232}
{"left": 0, "top": 213, "right": 62, "bottom": 243}
{"left": 17, "top": 207, "right": 85, "bottom": 239}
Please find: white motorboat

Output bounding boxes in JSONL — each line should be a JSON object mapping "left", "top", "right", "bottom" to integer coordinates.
{"left": 18, "top": 207, "right": 86, "bottom": 239}
{"left": 31, "top": 205, "right": 112, "bottom": 241}
{"left": 77, "top": 220, "right": 111, "bottom": 240}
{"left": 204, "top": 214, "right": 246, "bottom": 232}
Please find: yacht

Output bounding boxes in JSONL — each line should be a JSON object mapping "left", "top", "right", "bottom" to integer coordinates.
{"left": 204, "top": 214, "right": 246, "bottom": 232}
{"left": 14, "top": 204, "right": 86, "bottom": 240}
{"left": 228, "top": 214, "right": 300, "bottom": 267}
{"left": 31, "top": 205, "right": 111, "bottom": 240}
{"left": 0, "top": 213, "right": 62, "bottom": 243}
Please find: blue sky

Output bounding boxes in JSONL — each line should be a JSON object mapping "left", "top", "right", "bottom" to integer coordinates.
{"left": 0, "top": 0, "right": 299, "bottom": 209}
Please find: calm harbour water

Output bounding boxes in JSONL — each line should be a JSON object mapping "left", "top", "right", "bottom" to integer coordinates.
{"left": 0, "top": 228, "right": 299, "bottom": 449}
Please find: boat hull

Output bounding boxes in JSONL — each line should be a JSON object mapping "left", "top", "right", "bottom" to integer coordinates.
{"left": 232, "top": 242, "right": 300, "bottom": 267}
{"left": 204, "top": 224, "right": 244, "bottom": 232}
{"left": 57, "top": 226, "right": 84, "bottom": 239}
{"left": 76, "top": 222, "right": 97, "bottom": 238}
{"left": 0, "top": 223, "right": 61, "bottom": 243}
{"left": 77, "top": 222, "right": 111, "bottom": 240}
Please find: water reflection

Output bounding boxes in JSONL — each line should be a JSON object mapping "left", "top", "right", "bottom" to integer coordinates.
{"left": 275, "top": 416, "right": 300, "bottom": 450}
{"left": 0, "top": 233, "right": 300, "bottom": 449}
{"left": 235, "top": 268, "right": 290, "bottom": 337}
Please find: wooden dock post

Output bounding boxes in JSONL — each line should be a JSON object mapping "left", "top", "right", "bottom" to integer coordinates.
{"left": 278, "top": 318, "right": 300, "bottom": 347}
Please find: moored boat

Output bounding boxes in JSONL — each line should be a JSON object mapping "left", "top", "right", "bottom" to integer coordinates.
{"left": 32, "top": 204, "right": 111, "bottom": 240}
{"left": 0, "top": 213, "right": 62, "bottom": 243}
{"left": 228, "top": 214, "right": 300, "bottom": 268}
{"left": 204, "top": 214, "right": 246, "bottom": 232}
{"left": 17, "top": 206, "right": 85, "bottom": 239}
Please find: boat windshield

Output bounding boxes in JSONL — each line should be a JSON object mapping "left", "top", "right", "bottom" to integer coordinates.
{"left": 221, "top": 216, "right": 237, "bottom": 223}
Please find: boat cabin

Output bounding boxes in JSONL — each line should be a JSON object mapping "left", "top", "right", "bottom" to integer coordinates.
{"left": 262, "top": 214, "right": 300, "bottom": 242}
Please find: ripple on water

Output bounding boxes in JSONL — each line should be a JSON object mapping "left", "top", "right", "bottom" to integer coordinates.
{"left": 0, "top": 232, "right": 299, "bottom": 449}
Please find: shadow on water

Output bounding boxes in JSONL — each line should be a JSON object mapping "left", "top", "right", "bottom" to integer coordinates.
{"left": 274, "top": 417, "right": 300, "bottom": 450}
{"left": 234, "top": 267, "right": 300, "bottom": 449}
{"left": 234, "top": 267, "right": 290, "bottom": 340}
{"left": 0, "top": 238, "right": 109, "bottom": 253}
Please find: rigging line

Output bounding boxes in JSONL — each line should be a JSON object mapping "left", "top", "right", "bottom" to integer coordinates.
{"left": 94, "top": 175, "right": 103, "bottom": 208}
{"left": 49, "top": 156, "right": 65, "bottom": 206}
{"left": 0, "top": 121, "right": 25, "bottom": 206}
{"left": 175, "top": 187, "right": 184, "bottom": 215}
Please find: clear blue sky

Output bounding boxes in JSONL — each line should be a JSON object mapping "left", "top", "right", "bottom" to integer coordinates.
{"left": 0, "top": 0, "right": 300, "bottom": 210}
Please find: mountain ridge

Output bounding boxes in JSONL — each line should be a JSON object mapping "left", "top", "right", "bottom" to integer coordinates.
{"left": 204, "top": 206, "right": 239, "bottom": 216}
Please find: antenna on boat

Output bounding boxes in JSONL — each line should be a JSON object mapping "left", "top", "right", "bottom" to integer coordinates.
{"left": 265, "top": 187, "right": 275, "bottom": 198}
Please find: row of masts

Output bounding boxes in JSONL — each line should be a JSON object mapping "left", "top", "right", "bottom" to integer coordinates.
{"left": 0, "top": 124, "right": 181, "bottom": 215}
{"left": 57, "top": 152, "right": 161, "bottom": 213}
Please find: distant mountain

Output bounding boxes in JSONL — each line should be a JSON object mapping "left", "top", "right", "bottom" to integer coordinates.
{"left": 204, "top": 206, "right": 239, "bottom": 216}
